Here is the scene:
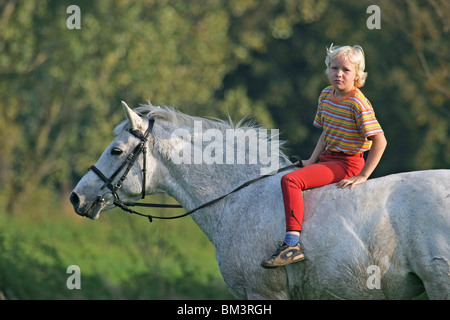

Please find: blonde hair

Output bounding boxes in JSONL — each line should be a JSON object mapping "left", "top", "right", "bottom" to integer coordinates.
{"left": 325, "top": 44, "right": 367, "bottom": 88}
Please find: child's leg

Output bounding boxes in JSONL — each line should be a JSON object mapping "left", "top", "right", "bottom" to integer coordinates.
{"left": 281, "top": 157, "right": 361, "bottom": 232}
{"left": 262, "top": 152, "right": 364, "bottom": 268}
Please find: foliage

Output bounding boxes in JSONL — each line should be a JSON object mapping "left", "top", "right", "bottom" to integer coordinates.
{"left": 0, "top": 205, "right": 233, "bottom": 299}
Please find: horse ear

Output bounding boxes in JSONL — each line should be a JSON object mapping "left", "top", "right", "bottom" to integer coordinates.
{"left": 122, "top": 101, "right": 144, "bottom": 131}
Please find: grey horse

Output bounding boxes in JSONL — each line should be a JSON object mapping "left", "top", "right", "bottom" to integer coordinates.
{"left": 70, "top": 102, "right": 450, "bottom": 299}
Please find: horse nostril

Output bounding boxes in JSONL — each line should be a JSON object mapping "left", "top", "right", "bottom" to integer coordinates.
{"left": 70, "top": 191, "right": 80, "bottom": 209}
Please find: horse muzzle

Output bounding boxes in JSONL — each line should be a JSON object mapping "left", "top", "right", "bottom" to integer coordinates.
{"left": 70, "top": 190, "right": 114, "bottom": 219}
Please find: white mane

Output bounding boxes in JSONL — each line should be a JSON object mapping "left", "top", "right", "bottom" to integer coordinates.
{"left": 113, "top": 103, "right": 291, "bottom": 165}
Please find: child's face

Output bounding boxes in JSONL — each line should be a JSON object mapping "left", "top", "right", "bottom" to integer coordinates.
{"left": 328, "top": 55, "right": 357, "bottom": 96}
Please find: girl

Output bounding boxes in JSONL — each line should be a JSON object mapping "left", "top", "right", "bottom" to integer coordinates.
{"left": 261, "top": 44, "right": 387, "bottom": 269}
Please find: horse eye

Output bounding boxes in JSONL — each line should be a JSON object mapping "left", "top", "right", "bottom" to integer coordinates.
{"left": 111, "top": 148, "right": 123, "bottom": 156}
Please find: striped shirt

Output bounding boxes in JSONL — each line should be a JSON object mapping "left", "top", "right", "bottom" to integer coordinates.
{"left": 313, "top": 86, "right": 383, "bottom": 155}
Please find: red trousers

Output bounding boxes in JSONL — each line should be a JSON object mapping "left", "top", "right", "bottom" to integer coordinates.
{"left": 281, "top": 149, "right": 365, "bottom": 231}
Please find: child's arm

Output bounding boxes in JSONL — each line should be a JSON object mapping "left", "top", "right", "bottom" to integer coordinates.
{"left": 336, "top": 133, "right": 387, "bottom": 189}
{"left": 303, "top": 131, "right": 326, "bottom": 166}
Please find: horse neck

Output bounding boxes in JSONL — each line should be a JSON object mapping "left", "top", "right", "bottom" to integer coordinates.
{"left": 152, "top": 119, "right": 285, "bottom": 243}
{"left": 164, "top": 160, "right": 259, "bottom": 209}
{"left": 160, "top": 160, "right": 264, "bottom": 244}
{"left": 153, "top": 120, "right": 267, "bottom": 208}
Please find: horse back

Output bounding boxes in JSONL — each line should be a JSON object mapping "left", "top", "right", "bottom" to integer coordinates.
{"left": 296, "top": 169, "right": 450, "bottom": 299}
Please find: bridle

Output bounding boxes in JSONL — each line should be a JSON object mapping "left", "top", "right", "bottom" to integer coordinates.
{"left": 89, "top": 117, "right": 182, "bottom": 222}
{"left": 89, "top": 117, "right": 302, "bottom": 223}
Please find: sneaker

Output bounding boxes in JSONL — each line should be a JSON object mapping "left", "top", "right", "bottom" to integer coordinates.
{"left": 261, "top": 241, "right": 305, "bottom": 269}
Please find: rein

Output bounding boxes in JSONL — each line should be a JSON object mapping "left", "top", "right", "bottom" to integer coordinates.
{"left": 128, "top": 159, "right": 302, "bottom": 222}
{"left": 89, "top": 117, "right": 302, "bottom": 223}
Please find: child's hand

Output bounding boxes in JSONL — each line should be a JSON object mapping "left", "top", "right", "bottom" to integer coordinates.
{"left": 336, "top": 174, "right": 368, "bottom": 189}
{"left": 301, "top": 158, "right": 317, "bottom": 167}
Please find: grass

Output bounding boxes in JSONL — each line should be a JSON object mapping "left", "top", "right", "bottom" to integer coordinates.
{"left": 0, "top": 198, "right": 234, "bottom": 300}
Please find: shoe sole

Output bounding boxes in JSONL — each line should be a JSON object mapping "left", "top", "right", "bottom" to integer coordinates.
{"left": 261, "top": 254, "right": 305, "bottom": 269}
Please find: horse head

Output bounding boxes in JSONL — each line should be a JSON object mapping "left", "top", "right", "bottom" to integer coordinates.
{"left": 69, "top": 102, "right": 164, "bottom": 219}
